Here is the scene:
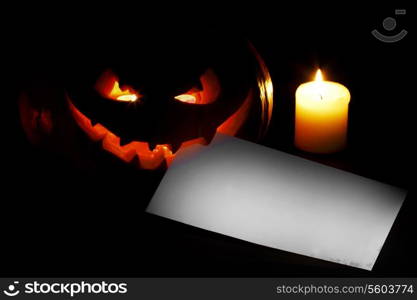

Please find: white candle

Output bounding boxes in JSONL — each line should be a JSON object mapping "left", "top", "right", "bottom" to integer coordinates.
{"left": 295, "top": 69, "right": 350, "bottom": 153}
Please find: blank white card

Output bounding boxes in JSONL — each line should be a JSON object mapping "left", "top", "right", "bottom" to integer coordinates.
{"left": 147, "top": 134, "right": 406, "bottom": 270}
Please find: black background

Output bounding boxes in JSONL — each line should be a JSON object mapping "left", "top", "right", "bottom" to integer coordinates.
{"left": 3, "top": 3, "right": 415, "bottom": 277}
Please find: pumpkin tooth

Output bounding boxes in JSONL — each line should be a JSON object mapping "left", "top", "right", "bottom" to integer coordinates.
{"left": 139, "top": 148, "right": 165, "bottom": 169}
{"left": 160, "top": 145, "right": 172, "bottom": 155}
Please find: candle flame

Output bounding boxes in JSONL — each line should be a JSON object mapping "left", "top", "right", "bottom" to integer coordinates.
{"left": 315, "top": 69, "right": 324, "bottom": 82}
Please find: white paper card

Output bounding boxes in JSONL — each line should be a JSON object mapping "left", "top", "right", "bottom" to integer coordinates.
{"left": 147, "top": 134, "right": 406, "bottom": 270}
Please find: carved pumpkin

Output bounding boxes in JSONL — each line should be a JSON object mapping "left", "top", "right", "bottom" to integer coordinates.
{"left": 18, "top": 30, "right": 273, "bottom": 170}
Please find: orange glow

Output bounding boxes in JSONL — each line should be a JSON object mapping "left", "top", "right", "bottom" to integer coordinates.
{"left": 95, "top": 70, "right": 140, "bottom": 102}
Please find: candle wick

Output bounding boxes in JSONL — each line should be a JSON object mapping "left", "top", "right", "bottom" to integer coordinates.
{"left": 319, "top": 94, "right": 323, "bottom": 100}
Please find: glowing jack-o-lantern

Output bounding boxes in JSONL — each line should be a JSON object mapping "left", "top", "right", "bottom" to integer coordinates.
{"left": 19, "top": 31, "right": 273, "bottom": 170}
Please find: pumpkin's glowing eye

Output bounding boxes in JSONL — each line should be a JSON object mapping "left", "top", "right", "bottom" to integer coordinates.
{"left": 174, "top": 69, "right": 220, "bottom": 105}
{"left": 95, "top": 70, "right": 141, "bottom": 102}
{"left": 116, "top": 94, "right": 138, "bottom": 102}
{"left": 174, "top": 94, "right": 196, "bottom": 103}
{"left": 174, "top": 92, "right": 202, "bottom": 104}
{"left": 109, "top": 80, "right": 139, "bottom": 102}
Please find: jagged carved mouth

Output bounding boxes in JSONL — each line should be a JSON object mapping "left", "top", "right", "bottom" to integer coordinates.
{"left": 68, "top": 99, "right": 207, "bottom": 169}
{"left": 67, "top": 81, "right": 252, "bottom": 169}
